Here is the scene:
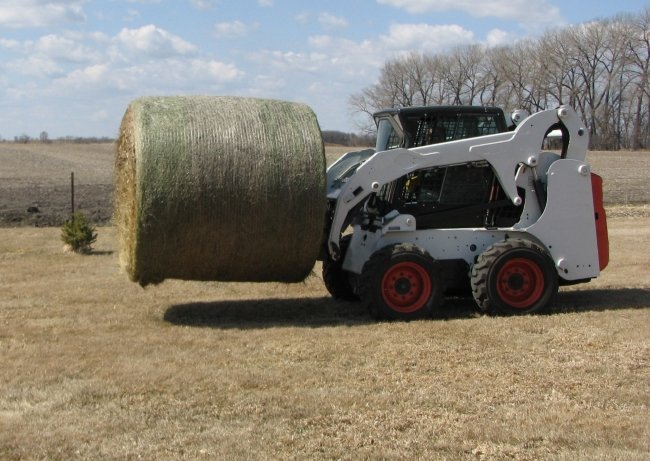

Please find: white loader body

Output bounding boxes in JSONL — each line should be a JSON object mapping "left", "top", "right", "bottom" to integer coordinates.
{"left": 325, "top": 106, "right": 608, "bottom": 318}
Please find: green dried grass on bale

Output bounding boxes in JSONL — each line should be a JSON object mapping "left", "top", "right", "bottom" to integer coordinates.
{"left": 114, "top": 96, "right": 325, "bottom": 286}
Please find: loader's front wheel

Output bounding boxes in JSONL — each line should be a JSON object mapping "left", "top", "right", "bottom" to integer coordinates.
{"left": 322, "top": 235, "right": 359, "bottom": 301}
{"left": 360, "top": 244, "right": 442, "bottom": 320}
{"left": 471, "top": 239, "right": 558, "bottom": 315}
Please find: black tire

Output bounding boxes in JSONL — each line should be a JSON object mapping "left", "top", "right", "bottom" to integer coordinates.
{"left": 360, "top": 243, "right": 442, "bottom": 320}
{"left": 322, "top": 235, "right": 359, "bottom": 301}
{"left": 470, "top": 239, "right": 558, "bottom": 315}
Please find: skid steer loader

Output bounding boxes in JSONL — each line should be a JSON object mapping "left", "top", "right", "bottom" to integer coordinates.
{"left": 322, "top": 105, "right": 609, "bottom": 319}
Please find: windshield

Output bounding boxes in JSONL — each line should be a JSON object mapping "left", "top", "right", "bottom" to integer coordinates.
{"left": 326, "top": 148, "right": 375, "bottom": 195}
{"left": 375, "top": 118, "right": 402, "bottom": 151}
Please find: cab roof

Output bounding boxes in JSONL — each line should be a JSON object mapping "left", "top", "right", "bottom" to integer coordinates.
{"left": 373, "top": 105, "right": 505, "bottom": 120}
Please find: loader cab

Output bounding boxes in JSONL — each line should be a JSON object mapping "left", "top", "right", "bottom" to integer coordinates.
{"left": 374, "top": 105, "right": 508, "bottom": 151}
{"left": 373, "top": 106, "right": 521, "bottom": 229}
{"left": 327, "top": 106, "right": 508, "bottom": 197}
{"left": 323, "top": 105, "right": 515, "bottom": 259}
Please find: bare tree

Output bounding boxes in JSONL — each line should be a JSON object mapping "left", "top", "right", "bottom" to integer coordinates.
{"left": 569, "top": 21, "right": 604, "bottom": 145}
{"left": 426, "top": 54, "right": 452, "bottom": 104}
{"left": 349, "top": 52, "right": 444, "bottom": 132}
{"left": 479, "top": 46, "right": 508, "bottom": 106}
{"left": 501, "top": 40, "right": 548, "bottom": 112}
{"left": 626, "top": 7, "right": 650, "bottom": 149}
{"left": 458, "top": 44, "right": 485, "bottom": 105}
{"left": 438, "top": 45, "right": 483, "bottom": 105}
{"left": 402, "top": 52, "right": 436, "bottom": 106}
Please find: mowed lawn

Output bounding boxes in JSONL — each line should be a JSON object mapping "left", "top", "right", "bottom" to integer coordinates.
{"left": 1, "top": 209, "right": 649, "bottom": 460}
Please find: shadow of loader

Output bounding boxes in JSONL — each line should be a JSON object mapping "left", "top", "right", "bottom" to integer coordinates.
{"left": 164, "top": 288, "right": 650, "bottom": 329}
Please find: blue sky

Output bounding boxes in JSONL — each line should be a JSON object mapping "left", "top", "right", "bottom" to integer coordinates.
{"left": 0, "top": 0, "right": 646, "bottom": 138}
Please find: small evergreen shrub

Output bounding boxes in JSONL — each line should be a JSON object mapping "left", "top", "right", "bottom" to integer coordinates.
{"left": 61, "top": 212, "right": 98, "bottom": 254}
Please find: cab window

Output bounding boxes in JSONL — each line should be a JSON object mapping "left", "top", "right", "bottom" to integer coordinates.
{"left": 410, "top": 114, "right": 503, "bottom": 147}
{"left": 375, "top": 118, "right": 402, "bottom": 151}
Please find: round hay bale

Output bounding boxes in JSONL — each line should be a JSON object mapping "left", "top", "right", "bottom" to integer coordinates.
{"left": 114, "top": 95, "right": 325, "bottom": 286}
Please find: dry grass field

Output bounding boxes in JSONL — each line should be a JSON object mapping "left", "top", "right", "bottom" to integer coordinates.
{"left": 0, "top": 143, "right": 649, "bottom": 460}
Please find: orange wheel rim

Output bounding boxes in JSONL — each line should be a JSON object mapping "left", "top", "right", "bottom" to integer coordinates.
{"left": 496, "top": 258, "right": 545, "bottom": 309}
{"left": 381, "top": 262, "right": 431, "bottom": 313}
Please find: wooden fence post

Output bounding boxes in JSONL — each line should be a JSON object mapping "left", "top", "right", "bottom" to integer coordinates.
{"left": 71, "top": 171, "right": 75, "bottom": 216}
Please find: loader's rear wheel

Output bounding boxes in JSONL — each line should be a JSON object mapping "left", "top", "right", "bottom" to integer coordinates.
{"left": 360, "top": 244, "right": 442, "bottom": 320}
{"left": 471, "top": 239, "right": 558, "bottom": 315}
{"left": 322, "top": 235, "right": 358, "bottom": 301}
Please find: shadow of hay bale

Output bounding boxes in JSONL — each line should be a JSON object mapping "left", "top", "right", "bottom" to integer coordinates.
{"left": 164, "top": 297, "right": 372, "bottom": 329}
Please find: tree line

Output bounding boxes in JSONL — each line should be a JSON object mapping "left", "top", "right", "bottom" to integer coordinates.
{"left": 350, "top": 6, "right": 650, "bottom": 150}
{"left": 4, "top": 132, "right": 115, "bottom": 144}
{"left": 5, "top": 130, "right": 373, "bottom": 147}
